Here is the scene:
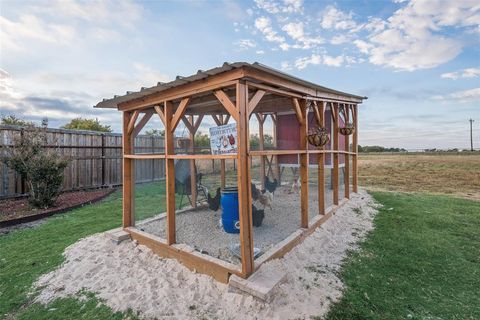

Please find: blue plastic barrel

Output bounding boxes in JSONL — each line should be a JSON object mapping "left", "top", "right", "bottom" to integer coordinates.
{"left": 221, "top": 187, "right": 239, "bottom": 234}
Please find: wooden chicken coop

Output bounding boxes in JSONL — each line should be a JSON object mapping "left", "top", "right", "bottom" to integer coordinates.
{"left": 95, "top": 62, "right": 366, "bottom": 283}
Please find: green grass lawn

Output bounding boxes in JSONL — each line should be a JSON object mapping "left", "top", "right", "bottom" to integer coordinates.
{"left": 1, "top": 186, "right": 479, "bottom": 319}
{"left": 326, "top": 192, "right": 480, "bottom": 320}
{"left": 0, "top": 181, "right": 173, "bottom": 320}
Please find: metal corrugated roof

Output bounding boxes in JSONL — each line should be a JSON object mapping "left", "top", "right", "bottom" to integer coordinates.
{"left": 94, "top": 62, "right": 366, "bottom": 109}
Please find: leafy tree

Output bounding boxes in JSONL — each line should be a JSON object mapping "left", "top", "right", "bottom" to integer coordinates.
{"left": 194, "top": 132, "right": 210, "bottom": 148}
{"left": 145, "top": 129, "right": 165, "bottom": 137}
{"left": 1, "top": 115, "right": 34, "bottom": 127}
{"left": 62, "top": 118, "right": 112, "bottom": 132}
{"left": 249, "top": 133, "right": 274, "bottom": 149}
{"left": 1, "top": 125, "right": 69, "bottom": 208}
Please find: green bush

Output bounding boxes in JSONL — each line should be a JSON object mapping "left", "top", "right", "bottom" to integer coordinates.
{"left": 1, "top": 125, "right": 69, "bottom": 208}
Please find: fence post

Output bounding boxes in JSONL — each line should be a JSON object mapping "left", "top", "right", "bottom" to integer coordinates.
{"left": 101, "top": 133, "right": 106, "bottom": 187}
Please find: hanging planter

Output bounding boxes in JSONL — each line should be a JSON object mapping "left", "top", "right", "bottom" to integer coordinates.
{"left": 339, "top": 123, "right": 355, "bottom": 136}
{"left": 339, "top": 104, "right": 355, "bottom": 135}
{"left": 308, "top": 126, "right": 330, "bottom": 147}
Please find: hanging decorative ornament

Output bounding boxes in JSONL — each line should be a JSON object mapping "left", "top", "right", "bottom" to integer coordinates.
{"left": 339, "top": 104, "right": 355, "bottom": 136}
{"left": 308, "top": 126, "right": 330, "bottom": 147}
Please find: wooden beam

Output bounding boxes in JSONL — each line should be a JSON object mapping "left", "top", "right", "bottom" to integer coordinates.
{"left": 236, "top": 81, "right": 254, "bottom": 277}
{"left": 154, "top": 105, "right": 166, "bottom": 125}
{"left": 181, "top": 116, "right": 195, "bottom": 134}
{"left": 118, "top": 68, "right": 243, "bottom": 111}
{"left": 312, "top": 101, "right": 322, "bottom": 125}
{"left": 170, "top": 97, "right": 190, "bottom": 132}
{"left": 164, "top": 101, "right": 176, "bottom": 245}
{"left": 248, "top": 90, "right": 266, "bottom": 116}
{"left": 188, "top": 115, "right": 197, "bottom": 208}
{"left": 271, "top": 113, "right": 280, "bottom": 183}
{"left": 193, "top": 114, "right": 204, "bottom": 133}
{"left": 223, "top": 114, "right": 231, "bottom": 125}
{"left": 353, "top": 104, "right": 358, "bottom": 193}
{"left": 214, "top": 90, "right": 239, "bottom": 121}
{"left": 211, "top": 114, "right": 222, "bottom": 126}
{"left": 332, "top": 103, "right": 339, "bottom": 205}
{"left": 256, "top": 113, "right": 266, "bottom": 189}
{"left": 122, "top": 111, "right": 134, "bottom": 228}
{"left": 292, "top": 98, "right": 303, "bottom": 124}
{"left": 318, "top": 101, "right": 325, "bottom": 215}
{"left": 132, "top": 110, "right": 154, "bottom": 137}
{"left": 299, "top": 99, "right": 308, "bottom": 228}
{"left": 127, "top": 227, "right": 242, "bottom": 283}
{"left": 344, "top": 105, "right": 351, "bottom": 199}
{"left": 127, "top": 110, "right": 140, "bottom": 135}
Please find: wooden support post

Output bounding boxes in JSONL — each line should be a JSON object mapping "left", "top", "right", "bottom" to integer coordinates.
{"left": 188, "top": 115, "right": 197, "bottom": 207}
{"left": 271, "top": 113, "right": 280, "bottom": 183}
{"left": 164, "top": 101, "right": 176, "bottom": 245}
{"left": 317, "top": 102, "right": 325, "bottom": 215}
{"left": 352, "top": 104, "right": 358, "bottom": 193}
{"left": 122, "top": 111, "right": 134, "bottom": 228}
{"left": 299, "top": 99, "right": 308, "bottom": 228}
{"left": 332, "top": 103, "right": 339, "bottom": 205}
{"left": 236, "top": 81, "right": 254, "bottom": 277}
{"left": 256, "top": 113, "right": 266, "bottom": 189}
{"left": 344, "top": 105, "right": 350, "bottom": 199}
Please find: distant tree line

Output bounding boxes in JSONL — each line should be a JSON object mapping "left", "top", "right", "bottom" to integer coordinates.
{"left": 358, "top": 145, "right": 407, "bottom": 153}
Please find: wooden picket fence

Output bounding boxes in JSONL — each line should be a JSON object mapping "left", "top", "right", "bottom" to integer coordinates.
{"left": 0, "top": 125, "right": 167, "bottom": 199}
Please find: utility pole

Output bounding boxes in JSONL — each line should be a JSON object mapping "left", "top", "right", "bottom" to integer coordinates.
{"left": 469, "top": 118, "right": 474, "bottom": 151}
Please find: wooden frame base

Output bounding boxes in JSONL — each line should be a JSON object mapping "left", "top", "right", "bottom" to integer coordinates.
{"left": 125, "top": 227, "right": 242, "bottom": 283}
{"left": 124, "top": 195, "right": 352, "bottom": 283}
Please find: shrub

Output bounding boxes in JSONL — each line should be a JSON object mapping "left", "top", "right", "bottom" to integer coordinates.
{"left": 1, "top": 125, "right": 69, "bottom": 208}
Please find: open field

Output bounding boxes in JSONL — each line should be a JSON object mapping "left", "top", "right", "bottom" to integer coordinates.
{"left": 359, "top": 153, "right": 480, "bottom": 200}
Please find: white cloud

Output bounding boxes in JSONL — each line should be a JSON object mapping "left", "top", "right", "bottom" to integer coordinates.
{"left": 330, "top": 34, "right": 349, "bottom": 45}
{"left": 320, "top": 5, "right": 357, "bottom": 30}
{"left": 282, "top": 21, "right": 323, "bottom": 49}
{"left": 255, "top": 16, "right": 285, "bottom": 43}
{"left": 0, "top": 0, "right": 144, "bottom": 52}
{"left": 281, "top": 61, "right": 292, "bottom": 70}
{"left": 322, "top": 55, "right": 344, "bottom": 67}
{"left": 294, "top": 54, "right": 321, "bottom": 70}
{"left": 356, "top": 0, "right": 480, "bottom": 71}
{"left": 433, "top": 87, "right": 480, "bottom": 103}
{"left": 234, "top": 39, "right": 257, "bottom": 49}
{"left": 254, "top": 0, "right": 303, "bottom": 14}
{"left": 441, "top": 68, "right": 480, "bottom": 80}
{"left": 256, "top": 50, "right": 265, "bottom": 54}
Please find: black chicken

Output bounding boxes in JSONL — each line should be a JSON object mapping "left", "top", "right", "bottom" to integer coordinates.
{"left": 252, "top": 204, "right": 265, "bottom": 227}
{"left": 264, "top": 176, "right": 278, "bottom": 194}
{"left": 207, "top": 187, "right": 221, "bottom": 211}
{"left": 251, "top": 183, "right": 260, "bottom": 201}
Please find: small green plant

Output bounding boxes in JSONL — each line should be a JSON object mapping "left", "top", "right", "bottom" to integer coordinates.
{"left": 1, "top": 125, "right": 69, "bottom": 208}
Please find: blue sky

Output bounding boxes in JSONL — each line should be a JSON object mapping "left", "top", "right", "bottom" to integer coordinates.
{"left": 0, "top": 0, "right": 479, "bottom": 149}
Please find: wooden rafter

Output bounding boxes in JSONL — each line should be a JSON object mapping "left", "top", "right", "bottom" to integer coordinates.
{"left": 127, "top": 110, "right": 140, "bottom": 135}
{"left": 213, "top": 90, "right": 239, "bottom": 121}
{"left": 312, "top": 101, "right": 322, "bottom": 126}
{"left": 292, "top": 98, "right": 304, "bottom": 124}
{"left": 132, "top": 110, "right": 154, "bottom": 137}
{"left": 211, "top": 114, "right": 222, "bottom": 126}
{"left": 181, "top": 116, "right": 195, "bottom": 133}
{"left": 170, "top": 97, "right": 190, "bottom": 132}
{"left": 154, "top": 104, "right": 166, "bottom": 125}
{"left": 248, "top": 89, "right": 266, "bottom": 116}
{"left": 223, "top": 114, "right": 230, "bottom": 125}
{"left": 193, "top": 114, "right": 204, "bottom": 132}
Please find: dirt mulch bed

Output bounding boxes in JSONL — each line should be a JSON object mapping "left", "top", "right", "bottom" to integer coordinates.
{"left": 0, "top": 189, "right": 115, "bottom": 227}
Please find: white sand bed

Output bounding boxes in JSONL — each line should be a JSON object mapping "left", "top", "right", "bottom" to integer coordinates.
{"left": 139, "top": 185, "right": 342, "bottom": 264}
{"left": 34, "top": 189, "right": 379, "bottom": 320}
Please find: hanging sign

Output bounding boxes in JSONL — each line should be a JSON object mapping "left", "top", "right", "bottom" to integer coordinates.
{"left": 209, "top": 123, "right": 237, "bottom": 155}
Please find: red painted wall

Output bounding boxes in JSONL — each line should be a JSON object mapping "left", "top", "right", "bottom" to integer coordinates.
{"left": 276, "top": 111, "right": 345, "bottom": 167}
